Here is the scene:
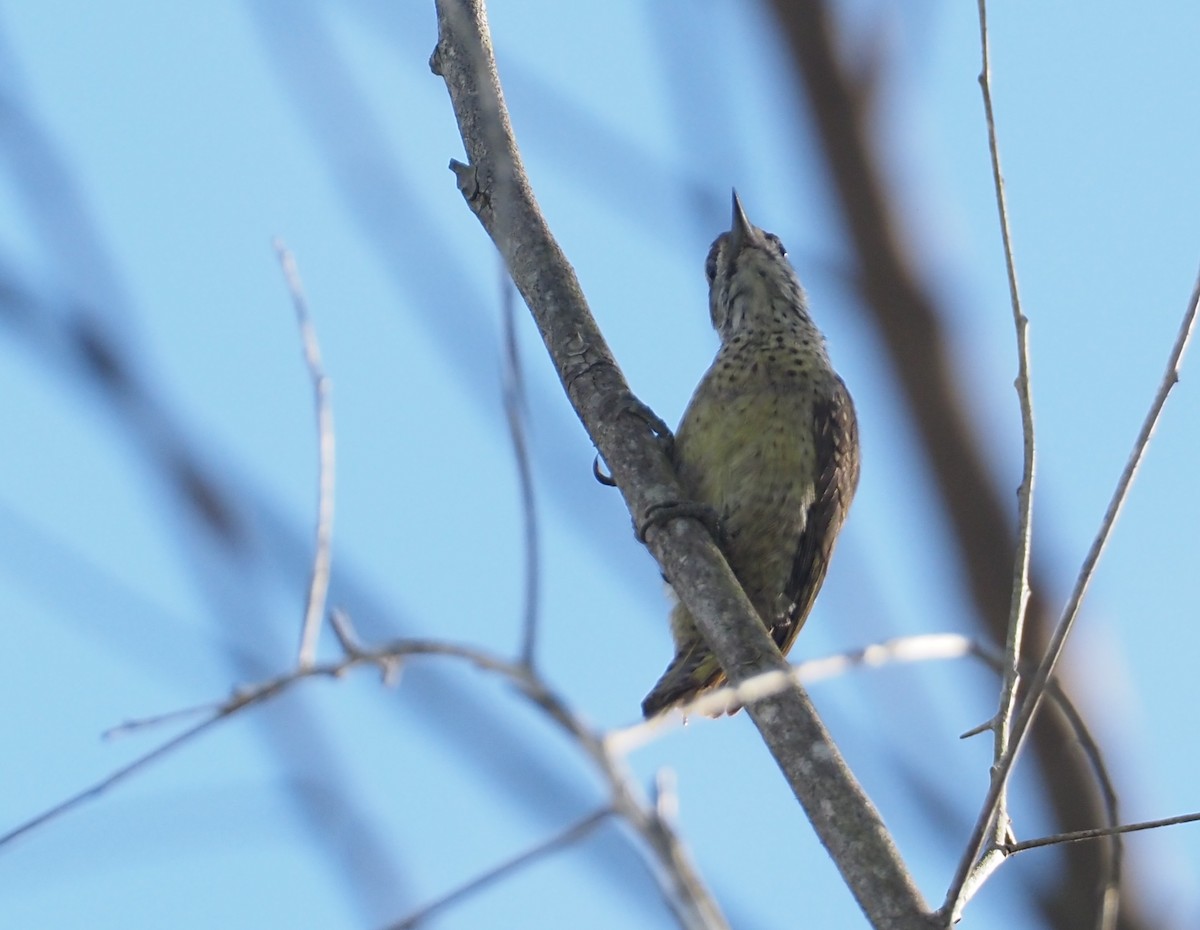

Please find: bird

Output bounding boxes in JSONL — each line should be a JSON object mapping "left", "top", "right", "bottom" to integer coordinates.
{"left": 641, "top": 192, "right": 860, "bottom": 718}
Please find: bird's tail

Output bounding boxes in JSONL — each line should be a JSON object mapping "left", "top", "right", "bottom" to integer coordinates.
{"left": 640, "top": 648, "right": 730, "bottom": 718}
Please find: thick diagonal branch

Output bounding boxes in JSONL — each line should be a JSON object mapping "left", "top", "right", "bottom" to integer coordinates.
{"left": 430, "top": 2, "right": 937, "bottom": 927}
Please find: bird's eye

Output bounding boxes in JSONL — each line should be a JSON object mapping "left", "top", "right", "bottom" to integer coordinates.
{"left": 764, "top": 233, "right": 787, "bottom": 258}
{"left": 704, "top": 237, "right": 722, "bottom": 284}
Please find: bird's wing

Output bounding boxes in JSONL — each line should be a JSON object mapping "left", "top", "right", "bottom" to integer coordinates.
{"left": 776, "top": 376, "right": 860, "bottom": 652}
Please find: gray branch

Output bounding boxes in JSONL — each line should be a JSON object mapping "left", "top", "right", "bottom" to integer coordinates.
{"left": 430, "top": 2, "right": 940, "bottom": 927}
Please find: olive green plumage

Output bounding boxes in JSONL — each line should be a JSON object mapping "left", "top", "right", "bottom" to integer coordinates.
{"left": 641, "top": 193, "right": 860, "bottom": 718}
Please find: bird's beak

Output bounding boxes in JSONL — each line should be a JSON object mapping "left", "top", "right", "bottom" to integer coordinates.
{"left": 729, "top": 190, "right": 754, "bottom": 253}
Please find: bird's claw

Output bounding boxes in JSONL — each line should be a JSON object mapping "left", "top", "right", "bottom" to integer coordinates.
{"left": 637, "top": 500, "right": 724, "bottom": 546}
{"left": 627, "top": 400, "right": 675, "bottom": 460}
{"left": 593, "top": 393, "right": 676, "bottom": 488}
{"left": 593, "top": 455, "right": 616, "bottom": 487}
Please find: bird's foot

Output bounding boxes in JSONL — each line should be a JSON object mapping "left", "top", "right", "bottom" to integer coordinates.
{"left": 612, "top": 392, "right": 675, "bottom": 456}
{"left": 593, "top": 393, "right": 676, "bottom": 487}
{"left": 636, "top": 499, "right": 723, "bottom": 546}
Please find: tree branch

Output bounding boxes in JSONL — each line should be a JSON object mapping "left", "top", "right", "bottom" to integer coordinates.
{"left": 975, "top": 0, "right": 1037, "bottom": 849}
{"left": 274, "top": 239, "right": 336, "bottom": 669}
{"left": 384, "top": 808, "right": 614, "bottom": 930}
{"left": 4, "top": 619, "right": 727, "bottom": 930}
{"left": 763, "top": 2, "right": 1138, "bottom": 925}
{"left": 945, "top": 262, "right": 1200, "bottom": 920}
{"left": 430, "top": 2, "right": 937, "bottom": 927}
{"left": 499, "top": 273, "right": 541, "bottom": 669}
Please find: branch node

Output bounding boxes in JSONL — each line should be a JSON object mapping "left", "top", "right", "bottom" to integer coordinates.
{"left": 652, "top": 768, "right": 680, "bottom": 825}
{"left": 329, "top": 608, "right": 365, "bottom": 658}
{"left": 380, "top": 656, "right": 405, "bottom": 687}
{"left": 959, "top": 715, "right": 997, "bottom": 740}
{"left": 449, "top": 158, "right": 485, "bottom": 207}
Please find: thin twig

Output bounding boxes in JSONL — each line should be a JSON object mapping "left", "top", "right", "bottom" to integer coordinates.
{"left": 605, "top": 635, "right": 975, "bottom": 756}
{"left": 970, "top": 637, "right": 1123, "bottom": 930}
{"left": 383, "top": 808, "right": 612, "bottom": 929}
{"left": 102, "top": 702, "right": 215, "bottom": 739}
{"left": 1002, "top": 811, "right": 1200, "bottom": 855}
{"left": 945, "top": 265, "right": 1200, "bottom": 920}
{"left": 766, "top": 2, "right": 1118, "bottom": 918}
{"left": 976, "top": 0, "right": 1037, "bottom": 852}
{"left": 274, "top": 239, "right": 336, "bottom": 669}
{"left": 500, "top": 271, "right": 540, "bottom": 669}
{"left": 1034, "top": 656, "right": 1123, "bottom": 930}
{"left": 1, "top": 669, "right": 303, "bottom": 848}
{"left": 612, "top": 630, "right": 1122, "bottom": 929}
{"left": 1, "top": 621, "right": 725, "bottom": 930}
{"left": 0, "top": 715, "right": 227, "bottom": 848}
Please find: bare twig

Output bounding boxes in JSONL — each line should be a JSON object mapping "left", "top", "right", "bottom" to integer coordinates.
{"left": 970, "top": 7, "right": 1120, "bottom": 920}
{"left": 606, "top": 635, "right": 973, "bottom": 756}
{"left": 945, "top": 266, "right": 1200, "bottom": 920}
{"left": 499, "top": 272, "right": 540, "bottom": 669}
{"left": 1033, "top": 664, "right": 1122, "bottom": 930}
{"left": 765, "top": 1, "right": 1127, "bottom": 920}
{"left": 383, "top": 808, "right": 613, "bottom": 930}
{"left": 102, "top": 702, "right": 214, "bottom": 739}
{"left": 1, "top": 665, "right": 316, "bottom": 848}
{"left": 613, "top": 630, "right": 1122, "bottom": 929}
{"left": 969, "top": 635, "right": 1122, "bottom": 930}
{"left": 1, "top": 622, "right": 726, "bottom": 930}
{"left": 274, "top": 239, "right": 336, "bottom": 669}
{"left": 431, "top": 4, "right": 935, "bottom": 927}
{"left": 1002, "top": 811, "right": 1200, "bottom": 855}
{"left": 0, "top": 714, "right": 229, "bottom": 848}
{"left": 976, "top": 0, "right": 1037, "bottom": 854}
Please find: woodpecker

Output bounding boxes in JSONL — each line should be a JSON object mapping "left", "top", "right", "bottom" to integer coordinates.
{"left": 641, "top": 192, "right": 860, "bottom": 718}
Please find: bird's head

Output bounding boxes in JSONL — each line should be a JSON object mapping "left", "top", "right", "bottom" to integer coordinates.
{"left": 704, "top": 191, "right": 811, "bottom": 340}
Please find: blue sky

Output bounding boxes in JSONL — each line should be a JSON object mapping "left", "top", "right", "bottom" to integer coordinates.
{"left": 2, "top": 2, "right": 1199, "bottom": 928}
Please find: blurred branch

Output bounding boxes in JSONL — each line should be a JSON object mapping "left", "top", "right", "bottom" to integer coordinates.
{"left": 384, "top": 808, "right": 613, "bottom": 930}
{"left": 430, "top": 4, "right": 938, "bottom": 927}
{"left": 499, "top": 272, "right": 541, "bottom": 669}
{"left": 0, "top": 40, "right": 407, "bottom": 911}
{"left": 274, "top": 239, "right": 336, "bottom": 669}
{"left": 327, "top": 609, "right": 721, "bottom": 930}
{"left": 763, "top": 2, "right": 1142, "bottom": 926}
